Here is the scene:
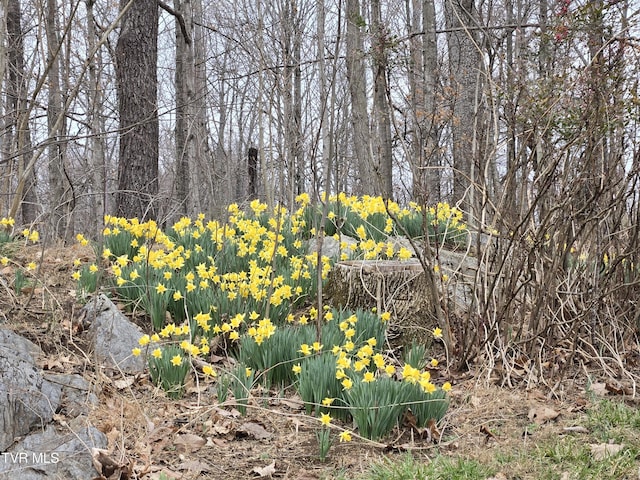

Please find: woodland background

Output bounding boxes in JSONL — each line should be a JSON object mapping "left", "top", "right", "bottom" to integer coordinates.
{"left": 1, "top": 0, "right": 640, "bottom": 374}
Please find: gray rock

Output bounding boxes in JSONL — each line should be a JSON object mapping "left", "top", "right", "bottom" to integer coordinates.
{"left": 0, "top": 329, "right": 42, "bottom": 363}
{"left": 0, "top": 424, "right": 107, "bottom": 479}
{"left": 42, "top": 373, "right": 99, "bottom": 419}
{"left": 84, "top": 294, "right": 146, "bottom": 374}
{"left": 0, "top": 331, "right": 62, "bottom": 451}
{"left": 308, "top": 234, "right": 359, "bottom": 260}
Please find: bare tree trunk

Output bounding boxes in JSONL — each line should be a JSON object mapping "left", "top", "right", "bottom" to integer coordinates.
{"left": 45, "top": 0, "right": 71, "bottom": 238}
{"left": 345, "top": 0, "right": 373, "bottom": 194}
{"left": 86, "top": 0, "right": 108, "bottom": 237}
{"left": 191, "top": 0, "right": 210, "bottom": 213}
{"left": 115, "top": 0, "right": 159, "bottom": 221}
{"left": 445, "top": 0, "right": 484, "bottom": 218}
{"left": 422, "top": 0, "right": 441, "bottom": 203}
{"left": 5, "top": 0, "right": 37, "bottom": 224}
{"left": 371, "top": 0, "right": 393, "bottom": 199}
{"left": 174, "top": 0, "right": 193, "bottom": 218}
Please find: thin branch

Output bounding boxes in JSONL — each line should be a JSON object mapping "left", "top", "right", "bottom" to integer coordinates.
{"left": 158, "top": 0, "right": 191, "bottom": 45}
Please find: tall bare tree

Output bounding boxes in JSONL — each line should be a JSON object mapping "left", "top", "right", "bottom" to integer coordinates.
{"left": 45, "top": 0, "right": 72, "bottom": 238}
{"left": 345, "top": 0, "right": 373, "bottom": 194}
{"left": 445, "top": 0, "right": 485, "bottom": 218}
{"left": 115, "top": 0, "right": 159, "bottom": 220}
{"left": 370, "top": 0, "right": 393, "bottom": 199}
{"left": 4, "top": 0, "right": 37, "bottom": 224}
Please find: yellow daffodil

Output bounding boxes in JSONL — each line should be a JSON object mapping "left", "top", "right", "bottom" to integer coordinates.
{"left": 203, "top": 365, "right": 216, "bottom": 377}
{"left": 298, "top": 344, "right": 312, "bottom": 356}
{"left": 339, "top": 431, "right": 352, "bottom": 442}
{"left": 171, "top": 355, "right": 182, "bottom": 366}
{"left": 320, "top": 413, "right": 331, "bottom": 426}
{"left": 292, "top": 364, "right": 302, "bottom": 374}
{"left": 152, "top": 348, "right": 162, "bottom": 359}
{"left": 132, "top": 347, "right": 141, "bottom": 357}
{"left": 442, "top": 382, "right": 452, "bottom": 392}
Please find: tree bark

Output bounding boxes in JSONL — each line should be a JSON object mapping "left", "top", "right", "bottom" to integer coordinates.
{"left": 445, "top": 0, "right": 484, "bottom": 219}
{"left": 5, "top": 0, "right": 38, "bottom": 224}
{"left": 86, "top": 0, "right": 108, "bottom": 237}
{"left": 115, "top": 0, "right": 159, "bottom": 221}
{"left": 371, "top": 0, "right": 393, "bottom": 199}
{"left": 345, "top": 0, "right": 373, "bottom": 195}
{"left": 45, "top": 0, "right": 71, "bottom": 239}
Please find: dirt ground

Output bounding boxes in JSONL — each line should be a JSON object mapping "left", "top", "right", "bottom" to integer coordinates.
{"left": 1, "top": 243, "right": 636, "bottom": 480}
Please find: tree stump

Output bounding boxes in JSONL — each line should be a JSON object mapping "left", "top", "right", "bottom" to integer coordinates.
{"left": 325, "top": 260, "right": 438, "bottom": 343}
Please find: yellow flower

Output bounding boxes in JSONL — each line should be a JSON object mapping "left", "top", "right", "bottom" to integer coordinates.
{"left": 72, "top": 271, "right": 81, "bottom": 281}
{"left": 385, "top": 365, "right": 396, "bottom": 376}
{"left": 27, "top": 262, "right": 36, "bottom": 271}
{"left": 339, "top": 431, "right": 352, "bottom": 442}
{"left": 431, "top": 358, "right": 439, "bottom": 368}
{"left": 138, "top": 334, "right": 150, "bottom": 346}
{"left": 229, "top": 331, "right": 240, "bottom": 341}
{"left": 292, "top": 363, "right": 302, "bottom": 374}
{"left": 363, "top": 372, "right": 375, "bottom": 383}
{"left": 341, "top": 378, "right": 353, "bottom": 390}
{"left": 89, "top": 264, "right": 99, "bottom": 273}
{"left": 152, "top": 348, "right": 162, "bottom": 359}
{"left": 421, "top": 381, "right": 437, "bottom": 394}
{"left": 156, "top": 283, "right": 167, "bottom": 294}
{"left": 312, "top": 341, "right": 323, "bottom": 352}
{"left": 320, "top": 413, "right": 331, "bottom": 426}
{"left": 28, "top": 230, "right": 39, "bottom": 242}
{"left": 442, "top": 382, "right": 452, "bottom": 392}
{"left": 132, "top": 347, "right": 141, "bottom": 357}
{"left": 171, "top": 355, "right": 183, "bottom": 366}
{"left": 73, "top": 258, "right": 81, "bottom": 267}
{"left": 245, "top": 367, "right": 252, "bottom": 378}
{"left": 102, "top": 248, "right": 112, "bottom": 259}
{"left": 76, "top": 233, "right": 88, "bottom": 246}
{"left": 151, "top": 334, "right": 160, "bottom": 342}
{"left": 173, "top": 291, "right": 183, "bottom": 301}
{"left": 298, "top": 344, "right": 312, "bottom": 356}
{"left": 380, "top": 311, "right": 391, "bottom": 322}
{"left": 433, "top": 327, "right": 443, "bottom": 339}
{"left": 203, "top": 365, "right": 216, "bottom": 377}
{"left": 163, "top": 271, "right": 172, "bottom": 280}
{"left": 1, "top": 257, "right": 9, "bottom": 266}
{"left": 322, "top": 397, "right": 334, "bottom": 406}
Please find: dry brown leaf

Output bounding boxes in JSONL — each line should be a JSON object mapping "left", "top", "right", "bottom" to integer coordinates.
{"left": 590, "top": 382, "right": 608, "bottom": 396}
{"left": 91, "top": 448, "right": 132, "bottom": 480}
{"left": 176, "top": 459, "right": 212, "bottom": 474}
{"left": 113, "top": 377, "right": 135, "bottom": 390}
{"left": 252, "top": 461, "right": 276, "bottom": 477}
{"left": 236, "top": 422, "right": 272, "bottom": 440}
{"left": 469, "top": 395, "right": 481, "bottom": 407}
{"left": 590, "top": 442, "right": 624, "bottom": 460}
{"left": 528, "top": 406, "right": 560, "bottom": 424}
{"left": 174, "top": 433, "right": 206, "bottom": 453}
